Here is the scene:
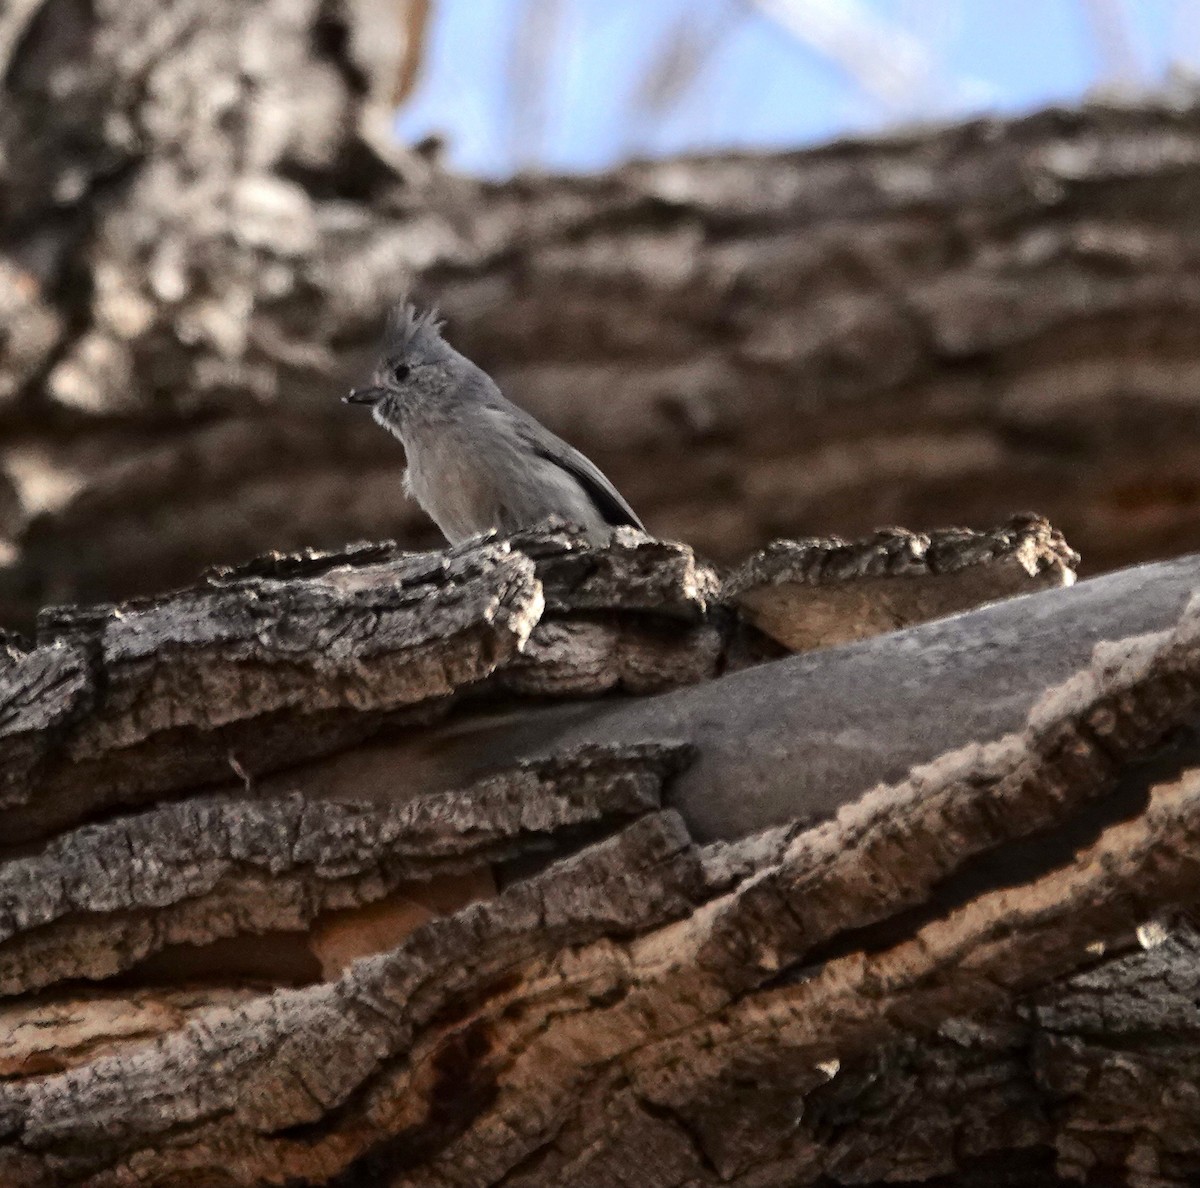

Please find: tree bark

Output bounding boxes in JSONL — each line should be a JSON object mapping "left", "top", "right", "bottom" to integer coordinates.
{"left": 6, "top": 3, "right": 1200, "bottom": 1184}
{"left": 5, "top": 517, "right": 1200, "bottom": 1186}
{"left": 4, "top": 0, "right": 1200, "bottom": 624}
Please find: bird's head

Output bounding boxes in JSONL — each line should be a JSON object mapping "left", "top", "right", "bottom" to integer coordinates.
{"left": 344, "top": 302, "right": 462, "bottom": 428}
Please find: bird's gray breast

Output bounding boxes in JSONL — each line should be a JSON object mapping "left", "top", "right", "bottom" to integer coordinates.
{"left": 402, "top": 409, "right": 611, "bottom": 544}
{"left": 403, "top": 425, "right": 504, "bottom": 543}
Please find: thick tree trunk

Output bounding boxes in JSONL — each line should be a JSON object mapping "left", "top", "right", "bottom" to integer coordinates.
{"left": 4, "top": 0, "right": 1200, "bottom": 625}
{"left": 6, "top": 3, "right": 1200, "bottom": 1184}
{"left": 5, "top": 516, "right": 1200, "bottom": 1187}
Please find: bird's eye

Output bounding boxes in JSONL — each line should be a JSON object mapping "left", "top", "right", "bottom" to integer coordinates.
{"left": 391, "top": 362, "right": 411, "bottom": 383}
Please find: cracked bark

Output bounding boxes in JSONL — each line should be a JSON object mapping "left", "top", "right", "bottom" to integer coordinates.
{"left": 3, "top": 516, "right": 1200, "bottom": 1186}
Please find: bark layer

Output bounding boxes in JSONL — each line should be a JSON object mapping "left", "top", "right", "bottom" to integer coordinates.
{"left": 0, "top": 519, "right": 1070, "bottom": 846}
{"left": 5, "top": 521, "right": 1200, "bottom": 1186}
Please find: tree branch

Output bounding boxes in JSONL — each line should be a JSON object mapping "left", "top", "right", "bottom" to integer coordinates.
{"left": 7, "top": 520, "right": 1200, "bottom": 1184}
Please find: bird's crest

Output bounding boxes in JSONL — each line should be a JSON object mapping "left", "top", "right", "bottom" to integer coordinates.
{"left": 383, "top": 301, "right": 446, "bottom": 359}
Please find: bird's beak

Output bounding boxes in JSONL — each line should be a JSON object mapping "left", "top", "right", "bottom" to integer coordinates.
{"left": 344, "top": 386, "right": 385, "bottom": 405}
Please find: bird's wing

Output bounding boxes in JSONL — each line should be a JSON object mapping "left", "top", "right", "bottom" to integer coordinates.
{"left": 513, "top": 415, "right": 645, "bottom": 531}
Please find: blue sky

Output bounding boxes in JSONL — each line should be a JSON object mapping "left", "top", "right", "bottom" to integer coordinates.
{"left": 396, "top": 0, "right": 1192, "bottom": 177}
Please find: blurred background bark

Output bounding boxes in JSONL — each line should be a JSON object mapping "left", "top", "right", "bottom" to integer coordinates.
{"left": 3, "top": 0, "right": 1200, "bottom": 630}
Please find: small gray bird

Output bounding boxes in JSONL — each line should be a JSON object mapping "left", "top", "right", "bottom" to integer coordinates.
{"left": 345, "top": 303, "right": 644, "bottom": 545}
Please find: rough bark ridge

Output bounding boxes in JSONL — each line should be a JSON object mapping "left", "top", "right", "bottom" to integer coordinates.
{"left": 5, "top": 515, "right": 1200, "bottom": 1186}
{"left": 3, "top": 0, "right": 1200, "bottom": 623}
